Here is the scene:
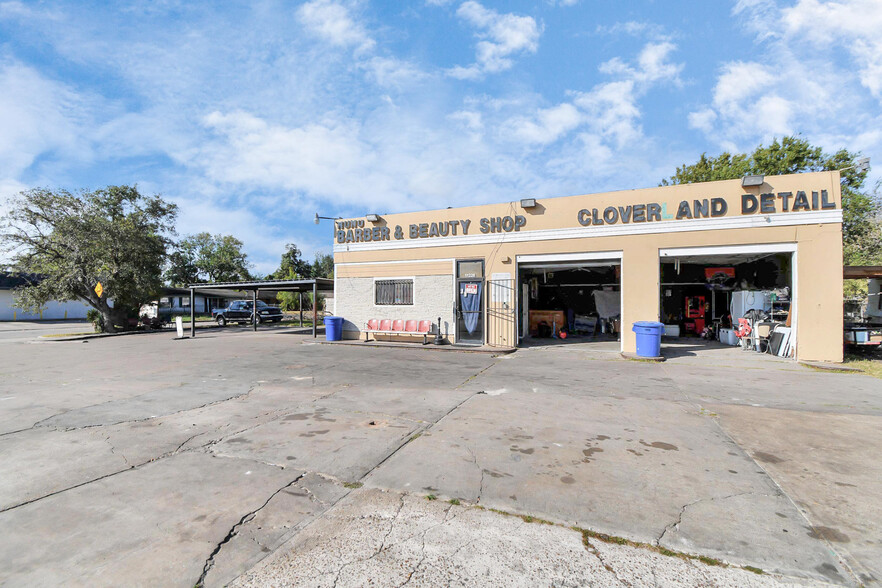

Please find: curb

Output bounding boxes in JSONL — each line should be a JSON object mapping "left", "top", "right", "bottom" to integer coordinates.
{"left": 799, "top": 361, "right": 863, "bottom": 373}
{"left": 39, "top": 323, "right": 222, "bottom": 342}
{"left": 312, "top": 340, "right": 516, "bottom": 355}
{"left": 620, "top": 352, "right": 666, "bottom": 362}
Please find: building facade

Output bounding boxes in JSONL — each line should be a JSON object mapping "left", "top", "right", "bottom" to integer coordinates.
{"left": 333, "top": 171, "right": 844, "bottom": 362}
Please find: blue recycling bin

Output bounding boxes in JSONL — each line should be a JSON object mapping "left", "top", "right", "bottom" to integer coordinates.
{"left": 323, "top": 316, "right": 344, "bottom": 341}
{"left": 632, "top": 321, "right": 664, "bottom": 358}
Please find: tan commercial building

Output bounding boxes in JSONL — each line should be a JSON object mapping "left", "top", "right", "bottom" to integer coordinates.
{"left": 333, "top": 171, "right": 844, "bottom": 362}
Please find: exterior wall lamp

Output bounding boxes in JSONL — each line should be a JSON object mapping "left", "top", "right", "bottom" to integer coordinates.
{"left": 741, "top": 175, "right": 764, "bottom": 187}
{"left": 314, "top": 213, "right": 341, "bottom": 225}
{"left": 520, "top": 198, "right": 538, "bottom": 208}
{"left": 365, "top": 214, "right": 382, "bottom": 222}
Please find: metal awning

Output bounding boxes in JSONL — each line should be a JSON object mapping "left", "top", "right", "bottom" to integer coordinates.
{"left": 184, "top": 278, "right": 334, "bottom": 338}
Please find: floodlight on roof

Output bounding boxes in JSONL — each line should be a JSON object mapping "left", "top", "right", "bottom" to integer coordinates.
{"left": 365, "top": 214, "right": 381, "bottom": 222}
{"left": 520, "top": 198, "right": 538, "bottom": 208}
{"left": 741, "top": 174, "right": 764, "bottom": 187}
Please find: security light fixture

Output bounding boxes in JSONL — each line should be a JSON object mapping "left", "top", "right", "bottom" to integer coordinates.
{"left": 314, "top": 213, "right": 339, "bottom": 225}
{"left": 741, "top": 174, "right": 764, "bottom": 187}
{"left": 365, "top": 214, "right": 381, "bottom": 222}
{"left": 520, "top": 198, "right": 538, "bottom": 208}
{"left": 857, "top": 157, "right": 871, "bottom": 173}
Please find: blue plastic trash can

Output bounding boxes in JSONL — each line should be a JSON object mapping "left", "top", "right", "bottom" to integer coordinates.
{"left": 324, "top": 316, "right": 344, "bottom": 341}
{"left": 632, "top": 321, "right": 664, "bottom": 357}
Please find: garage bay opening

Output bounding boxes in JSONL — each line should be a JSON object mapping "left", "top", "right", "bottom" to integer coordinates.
{"left": 517, "top": 254, "right": 622, "bottom": 350}
{"left": 659, "top": 245, "right": 795, "bottom": 357}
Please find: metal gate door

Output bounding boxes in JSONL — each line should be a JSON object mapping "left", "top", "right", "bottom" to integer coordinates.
{"left": 486, "top": 276, "right": 516, "bottom": 347}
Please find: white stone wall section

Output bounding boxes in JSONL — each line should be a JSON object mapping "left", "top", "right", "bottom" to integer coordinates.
{"left": 334, "top": 275, "right": 455, "bottom": 340}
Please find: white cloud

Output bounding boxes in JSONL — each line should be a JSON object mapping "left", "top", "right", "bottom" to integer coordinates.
{"left": 296, "top": 0, "right": 375, "bottom": 53}
{"left": 691, "top": 0, "right": 882, "bottom": 156}
{"left": 780, "top": 0, "right": 882, "bottom": 98}
{"left": 0, "top": 62, "right": 95, "bottom": 187}
{"left": 500, "top": 41, "right": 681, "bottom": 149}
{"left": 447, "top": 1, "right": 542, "bottom": 79}
{"left": 594, "top": 21, "right": 668, "bottom": 40}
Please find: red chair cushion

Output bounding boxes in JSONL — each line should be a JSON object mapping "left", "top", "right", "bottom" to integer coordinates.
{"left": 379, "top": 319, "right": 392, "bottom": 331}
{"left": 418, "top": 320, "right": 432, "bottom": 333}
{"left": 367, "top": 319, "right": 379, "bottom": 330}
{"left": 392, "top": 319, "right": 405, "bottom": 332}
{"left": 404, "top": 320, "right": 418, "bottom": 332}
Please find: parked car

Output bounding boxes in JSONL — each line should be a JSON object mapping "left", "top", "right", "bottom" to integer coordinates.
{"left": 212, "top": 300, "right": 284, "bottom": 326}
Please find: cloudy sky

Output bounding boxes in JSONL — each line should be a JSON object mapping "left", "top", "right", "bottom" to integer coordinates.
{"left": 1, "top": 0, "right": 880, "bottom": 275}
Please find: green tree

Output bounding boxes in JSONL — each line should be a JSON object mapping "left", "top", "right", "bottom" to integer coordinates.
{"left": 311, "top": 252, "right": 334, "bottom": 279}
{"left": 1, "top": 185, "right": 177, "bottom": 332}
{"left": 165, "top": 232, "right": 252, "bottom": 285}
{"left": 273, "top": 243, "right": 312, "bottom": 280}
{"left": 662, "top": 136, "right": 881, "bottom": 268}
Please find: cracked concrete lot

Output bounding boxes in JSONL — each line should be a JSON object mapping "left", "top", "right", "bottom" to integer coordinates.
{"left": 0, "top": 327, "right": 880, "bottom": 586}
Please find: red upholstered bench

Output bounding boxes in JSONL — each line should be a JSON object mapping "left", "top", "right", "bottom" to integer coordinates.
{"left": 364, "top": 319, "right": 433, "bottom": 344}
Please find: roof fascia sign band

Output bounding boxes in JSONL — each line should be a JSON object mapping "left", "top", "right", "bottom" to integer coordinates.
{"left": 334, "top": 188, "right": 836, "bottom": 244}
{"left": 336, "top": 216, "right": 526, "bottom": 244}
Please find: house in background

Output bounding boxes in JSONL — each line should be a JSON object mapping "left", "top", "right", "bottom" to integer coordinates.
{"left": 0, "top": 273, "right": 91, "bottom": 321}
{"left": 140, "top": 287, "right": 245, "bottom": 319}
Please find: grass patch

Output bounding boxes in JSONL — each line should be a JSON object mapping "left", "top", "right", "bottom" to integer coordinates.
{"left": 42, "top": 332, "right": 96, "bottom": 338}
{"left": 343, "top": 482, "right": 363, "bottom": 489}
{"left": 843, "top": 353, "right": 882, "bottom": 379}
{"left": 448, "top": 498, "right": 460, "bottom": 505}
{"left": 426, "top": 494, "right": 437, "bottom": 501}
{"left": 408, "top": 432, "right": 422, "bottom": 443}
{"left": 576, "top": 527, "right": 733, "bottom": 569}
{"left": 743, "top": 565, "right": 765, "bottom": 575}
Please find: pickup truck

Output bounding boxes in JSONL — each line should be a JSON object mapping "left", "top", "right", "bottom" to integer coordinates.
{"left": 212, "top": 300, "right": 284, "bottom": 326}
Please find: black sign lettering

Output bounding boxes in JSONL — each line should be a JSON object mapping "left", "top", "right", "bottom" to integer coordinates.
{"left": 742, "top": 194, "right": 759, "bottom": 214}
{"left": 676, "top": 201, "right": 692, "bottom": 220}
{"left": 633, "top": 204, "right": 646, "bottom": 222}
{"left": 792, "top": 191, "right": 810, "bottom": 211}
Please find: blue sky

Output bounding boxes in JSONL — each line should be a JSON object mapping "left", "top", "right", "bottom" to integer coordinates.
{"left": 1, "top": 0, "right": 880, "bottom": 275}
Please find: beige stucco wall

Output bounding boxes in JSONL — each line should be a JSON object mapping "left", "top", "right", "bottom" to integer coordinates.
{"left": 333, "top": 172, "right": 844, "bottom": 362}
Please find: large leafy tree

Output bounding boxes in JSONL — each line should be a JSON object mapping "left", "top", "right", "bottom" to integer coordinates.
{"left": 662, "top": 136, "right": 881, "bottom": 267}
{"left": 311, "top": 252, "right": 334, "bottom": 279}
{"left": 271, "top": 246, "right": 335, "bottom": 312}
{"left": 272, "top": 243, "right": 312, "bottom": 280}
{"left": 164, "top": 232, "right": 252, "bottom": 285}
{"left": 1, "top": 185, "right": 177, "bottom": 332}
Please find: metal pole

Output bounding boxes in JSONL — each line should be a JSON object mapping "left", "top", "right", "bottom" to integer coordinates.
{"left": 299, "top": 292, "right": 303, "bottom": 327}
{"left": 252, "top": 289, "right": 258, "bottom": 331}
{"left": 190, "top": 288, "right": 195, "bottom": 338}
{"left": 312, "top": 281, "right": 317, "bottom": 338}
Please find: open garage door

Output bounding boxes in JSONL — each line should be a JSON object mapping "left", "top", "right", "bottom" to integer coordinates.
{"left": 516, "top": 252, "right": 623, "bottom": 352}
{"left": 659, "top": 244, "right": 796, "bottom": 358}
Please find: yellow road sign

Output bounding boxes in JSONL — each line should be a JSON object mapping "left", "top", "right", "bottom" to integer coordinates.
{"left": 95, "top": 282, "right": 104, "bottom": 298}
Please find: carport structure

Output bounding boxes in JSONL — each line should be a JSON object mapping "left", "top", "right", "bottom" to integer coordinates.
{"left": 186, "top": 278, "right": 334, "bottom": 338}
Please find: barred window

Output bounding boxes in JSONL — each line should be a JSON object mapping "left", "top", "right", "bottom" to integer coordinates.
{"left": 375, "top": 279, "right": 413, "bottom": 306}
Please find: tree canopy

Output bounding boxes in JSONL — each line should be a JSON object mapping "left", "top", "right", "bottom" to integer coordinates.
{"left": 164, "top": 232, "right": 252, "bottom": 286}
{"left": 1, "top": 185, "right": 177, "bottom": 332}
{"left": 662, "top": 136, "right": 881, "bottom": 266}
{"left": 271, "top": 245, "right": 335, "bottom": 311}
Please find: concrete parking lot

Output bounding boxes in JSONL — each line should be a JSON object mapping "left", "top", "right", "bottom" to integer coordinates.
{"left": 0, "top": 326, "right": 879, "bottom": 586}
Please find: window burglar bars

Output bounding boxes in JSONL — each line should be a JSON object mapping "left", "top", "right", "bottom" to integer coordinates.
{"left": 376, "top": 279, "right": 414, "bottom": 306}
